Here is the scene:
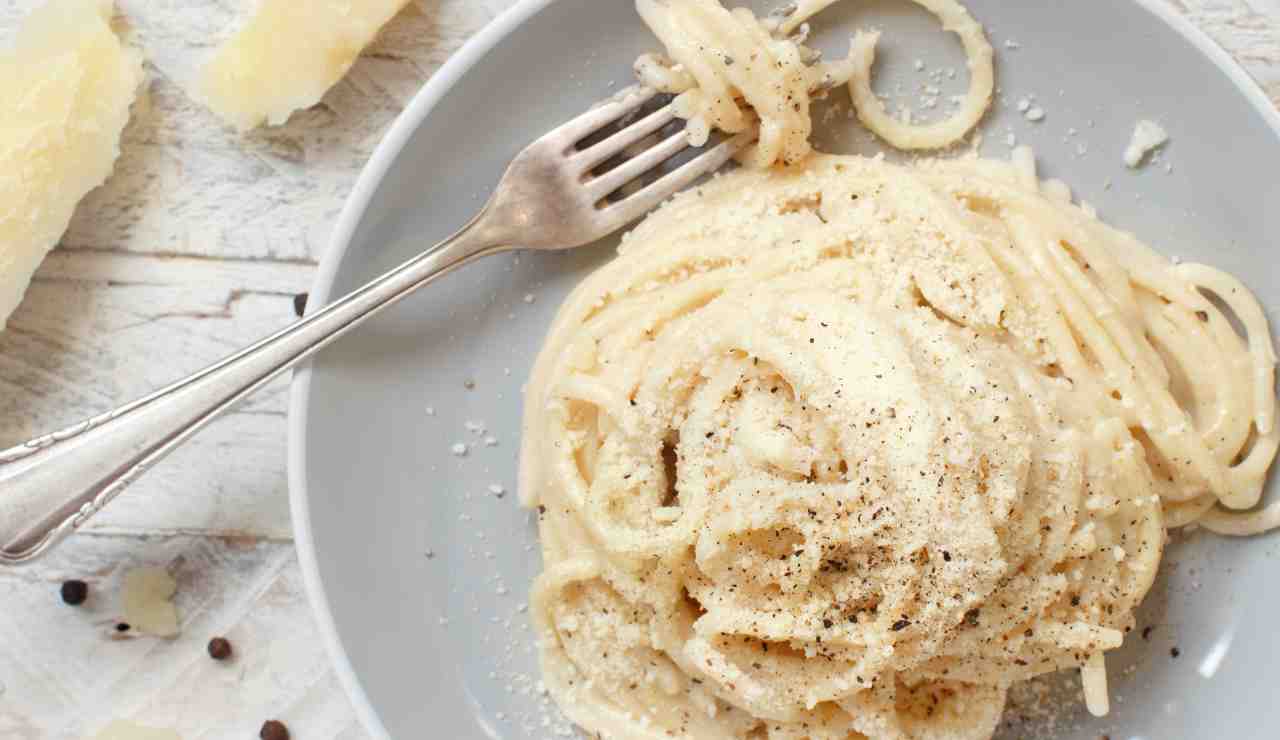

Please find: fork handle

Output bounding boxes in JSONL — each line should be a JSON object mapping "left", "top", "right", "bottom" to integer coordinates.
{"left": 0, "top": 214, "right": 508, "bottom": 565}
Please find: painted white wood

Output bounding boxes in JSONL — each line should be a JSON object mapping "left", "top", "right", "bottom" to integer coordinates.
{"left": 0, "top": 0, "right": 1273, "bottom": 737}
{"left": 0, "top": 534, "right": 360, "bottom": 739}
{"left": 0, "top": 1, "right": 512, "bottom": 736}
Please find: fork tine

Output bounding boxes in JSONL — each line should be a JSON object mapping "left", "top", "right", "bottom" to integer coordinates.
{"left": 573, "top": 104, "right": 679, "bottom": 172}
{"left": 600, "top": 130, "right": 756, "bottom": 226}
{"left": 548, "top": 86, "right": 659, "bottom": 147}
{"left": 584, "top": 128, "right": 692, "bottom": 201}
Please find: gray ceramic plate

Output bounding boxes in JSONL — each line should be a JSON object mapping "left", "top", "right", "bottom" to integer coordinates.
{"left": 288, "top": 1, "right": 1280, "bottom": 738}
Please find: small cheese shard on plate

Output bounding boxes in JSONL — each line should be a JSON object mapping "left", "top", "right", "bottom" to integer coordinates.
{"left": 122, "top": 566, "right": 180, "bottom": 637}
{"left": 0, "top": 0, "right": 144, "bottom": 330}
{"left": 93, "top": 720, "right": 181, "bottom": 740}
{"left": 201, "top": 0, "right": 413, "bottom": 131}
{"left": 1124, "top": 119, "right": 1169, "bottom": 168}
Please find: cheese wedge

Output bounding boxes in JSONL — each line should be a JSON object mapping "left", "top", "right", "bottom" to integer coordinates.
{"left": 201, "top": 0, "right": 412, "bottom": 131}
{"left": 0, "top": 0, "right": 144, "bottom": 330}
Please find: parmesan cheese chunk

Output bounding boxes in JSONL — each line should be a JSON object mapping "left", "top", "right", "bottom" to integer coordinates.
{"left": 1123, "top": 119, "right": 1169, "bottom": 168}
{"left": 122, "top": 566, "right": 180, "bottom": 637}
{"left": 92, "top": 720, "right": 181, "bottom": 740}
{"left": 0, "top": 0, "right": 143, "bottom": 330}
{"left": 200, "top": 0, "right": 412, "bottom": 131}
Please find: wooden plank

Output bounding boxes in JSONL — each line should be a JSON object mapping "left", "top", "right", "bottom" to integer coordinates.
{"left": 0, "top": 252, "right": 312, "bottom": 538}
{"left": 0, "top": 533, "right": 361, "bottom": 739}
{"left": 1, "top": 0, "right": 510, "bottom": 262}
{"left": 1178, "top": 0, "right": 1280, "bottom": 101}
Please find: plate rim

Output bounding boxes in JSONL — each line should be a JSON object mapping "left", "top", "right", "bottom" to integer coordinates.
{"left": 286, "top": 1, "right": 554, "bottom": 736}
{"left": 286, "top": 2, "right": 1280, "bottom": 738}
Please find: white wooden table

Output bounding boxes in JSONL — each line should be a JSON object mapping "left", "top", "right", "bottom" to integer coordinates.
{"left": 0, "top": 1, "right": 1276, "bottom": 738}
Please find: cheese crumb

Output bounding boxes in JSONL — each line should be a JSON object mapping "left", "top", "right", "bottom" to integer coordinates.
{"left": 1124, "top": 119, "right": 1169, "bottom": 168}
{"left": 200, "top": 0, "right": 412, "bottom": 130}
{"left": 122, "top": 567, "right": 180, "bottom": 637}
{"left": 0, "top": 0, "right": 144, "bottom": 330}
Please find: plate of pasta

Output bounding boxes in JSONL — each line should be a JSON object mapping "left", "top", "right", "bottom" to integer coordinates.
{"left": 288, "top": 1, "right": 1280, "bottom": 739}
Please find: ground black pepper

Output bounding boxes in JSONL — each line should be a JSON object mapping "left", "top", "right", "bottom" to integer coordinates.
{"left": 260, "top": 720, "right": 290, "bottom": 740}
{"left": 207, "top": 637, "right": 233, "bottom": 661}
{"left": 60, "top": 580, "right": 88, "bottom": 606}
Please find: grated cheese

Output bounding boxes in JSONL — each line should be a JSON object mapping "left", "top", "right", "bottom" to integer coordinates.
{"left": 1123, "top": 119, "right": 1169, "bottom": 168}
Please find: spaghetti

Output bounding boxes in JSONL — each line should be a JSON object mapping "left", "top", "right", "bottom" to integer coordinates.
{"left": 520, "top": 152, "right": 1277, "bottom": 737}
{"left": 635, "top": 0, "right": 995, "bottom": 166}
{"left": 519, "top": 1, "right": 1278, "bottom": 738}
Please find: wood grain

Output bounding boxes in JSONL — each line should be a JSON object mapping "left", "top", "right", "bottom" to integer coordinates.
{"left": 0, "top": 1, "right": 511, "bottom": 736}
{"left": 0, "top": 534, "right": 359, "bottom": 740}
{"left": 0, "top": 0, "right": 1274, "bottom": 737}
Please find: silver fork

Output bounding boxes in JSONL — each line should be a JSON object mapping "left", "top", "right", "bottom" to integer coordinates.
{"left": 0, "top": 87, "right": 754, "bottom": 565}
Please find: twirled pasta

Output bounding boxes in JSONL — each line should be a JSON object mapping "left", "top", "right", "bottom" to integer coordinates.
{"left": 635, "top": 0, "right": 995, "bottom": 166}
{"left": 519, "top": 152, "right": 1277, "bottom": 739}
{"left": 519, "top": 1, "right": 1278, "bottom": 736}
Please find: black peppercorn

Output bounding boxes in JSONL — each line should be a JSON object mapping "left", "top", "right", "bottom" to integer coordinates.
{"left": 60, "top": 579, "right": 89, "bottom": 606}
{"left": 260, "top": 720, "right": 289, "bottom": 740}
{"left": 207, "top": 637, "right": 233, "bottom": 661}
{"left": 293, "top": 293, "right": 308, "bottom": 317}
